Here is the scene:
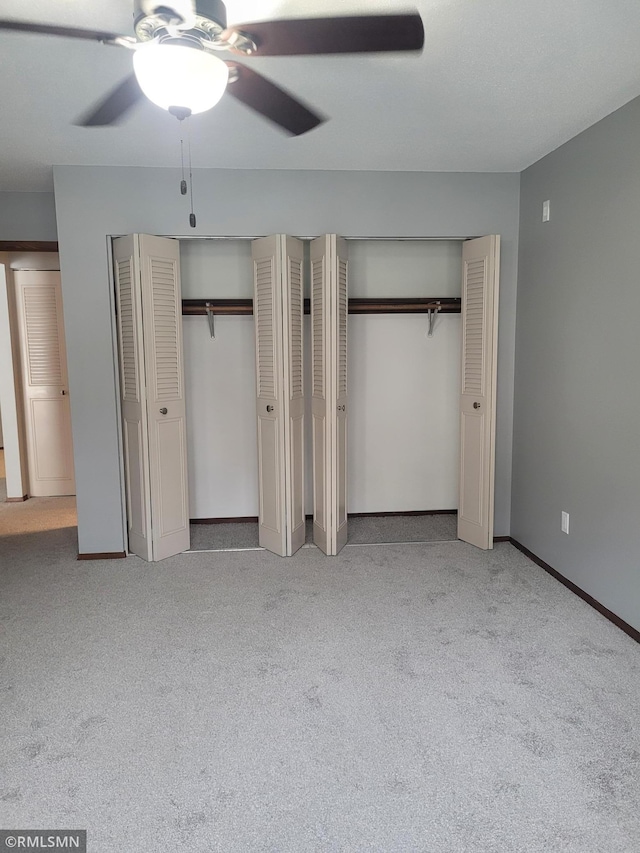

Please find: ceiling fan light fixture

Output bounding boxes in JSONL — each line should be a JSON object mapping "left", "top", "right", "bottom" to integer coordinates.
{"left": 133, "top": 41, "right": 229, "bottom": 114}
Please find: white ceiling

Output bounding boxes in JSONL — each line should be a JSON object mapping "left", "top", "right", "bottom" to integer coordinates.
{"left": 1, "top": 0, "right": 640, "bottom": 191}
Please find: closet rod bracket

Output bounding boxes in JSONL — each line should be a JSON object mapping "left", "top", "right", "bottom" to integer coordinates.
{"left": 205, "top": 302, "right": 215, "bottom": 339}
{"left": 427, "top": 301, "right": 441, "bottom": 337}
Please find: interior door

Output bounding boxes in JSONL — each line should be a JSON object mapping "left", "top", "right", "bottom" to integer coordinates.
{"left": 252, "top": 234, "right": 305, "bottom": 557}
{"left": 113, "top": 234, "right": 190, "bottom": 561}
{"left": 311, "top": 235, "right": 348, "bottom": 556}
{"left": 14, "top": 270, "right": 75, "bottom": 497}
{"left": 458, "top": 235, "right": 500, "bottom": 550}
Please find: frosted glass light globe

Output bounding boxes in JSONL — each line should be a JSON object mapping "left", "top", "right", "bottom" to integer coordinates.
{"left": 133, "top": 41, "right": 229, "bottom": 115}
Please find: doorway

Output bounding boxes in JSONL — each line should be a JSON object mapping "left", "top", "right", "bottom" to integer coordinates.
{"left": 180, "top": 237, "right": 465, "bottom": 551}
{"left": 112, "top": 233, "right": 499, "bottom": 558}
{"left": 346, "top": 239, "right": 462, "bottom": 545}
{"left": 0, "top": 251, "right": 78, "bottom": 549}
{"left": 0, "top": 252, "right": 77, "bottom": 502}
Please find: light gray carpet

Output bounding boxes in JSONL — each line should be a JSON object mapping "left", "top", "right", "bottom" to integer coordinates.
{"left": 189, "top": 519, "right": 263, "bottom": 550}
{"left": 346, "top": 513, "right": 457, "bottom": 544}
{"left": 189, "top": 513, "right": 458, "bottom": 550}
{"left": 1, "top": 522, "right": 640, "bottom": 851}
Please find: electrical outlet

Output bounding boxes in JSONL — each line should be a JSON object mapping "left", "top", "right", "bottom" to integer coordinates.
{"left": 542, "top": 200, "right": 551, "bottom": 222}
{"left": 561, "top": 511, "right": 569, "bottom": 534}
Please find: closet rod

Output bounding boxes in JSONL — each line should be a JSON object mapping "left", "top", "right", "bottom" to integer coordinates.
{"left": 348, "top": 298, "right": 461, "bottom": 314}
{"left": 182, "top": 297, "right": 461, "bottom": 316}
{"left": 182, "top": 299, "right": 252, "bottom": 315}
{"left": 0, "top": 240, "right": 59, "bottom": 252}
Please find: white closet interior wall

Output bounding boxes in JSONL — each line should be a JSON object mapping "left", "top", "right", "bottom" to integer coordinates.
{"left": 180, "top": 238, "right": 462, "bottom": 520}
{"left": 180, "top": 240, "right": 258, "bottom": 518}
{"left": 348, "top": 240, "right": 462, "bottom": 512}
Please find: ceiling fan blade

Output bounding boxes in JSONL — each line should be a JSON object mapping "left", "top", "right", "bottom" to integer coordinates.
{"left": 225, "top": 13, "right": 424, "bottom": 57}
{"left": 0, "top": 19, "right": 129, "bottom": 43}
{"left": 75, "top": 74, "right": 145, "bottom": 127}
{"left": 225, "top": 63, "right": 325, "bottom": 136}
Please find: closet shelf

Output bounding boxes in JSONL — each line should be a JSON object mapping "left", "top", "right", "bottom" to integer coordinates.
{"left": 182, "top": 297, "right": 461, "bottom": 316}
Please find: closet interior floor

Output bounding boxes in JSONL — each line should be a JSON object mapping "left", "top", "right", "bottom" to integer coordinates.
{"left": 189, "top": 513, "right": 458, "bottom": 552}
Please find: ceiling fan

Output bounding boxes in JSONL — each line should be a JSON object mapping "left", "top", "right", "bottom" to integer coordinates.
{"left": 0, "top": 0, "right": 424, "bottom": 136}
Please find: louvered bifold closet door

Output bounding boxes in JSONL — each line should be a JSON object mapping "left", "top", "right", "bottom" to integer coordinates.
{"left": 458, "top": 235, "right": 500, "bottom": 550}
{"left": 310, "top": 240, "right": 329, "bottom": 554}
{"left": 252, "top": 235, "right": 305, "bottom": 557}
{"left": 333, "top": 240, "right": 349, "bottom": 554}
{"left": 14, "top": 271, "right": 75, "bottom": 497}
{"left": 138, "top": 234, "right": 190, "bottom": 560}
{"left": 310, "top": 235, "right": 349, "bottom": 556}
{"left": 113, "top": 236, "right": 152, "bottom": 560}
{"left": 283, "top": 237, "right": 306, "bottom": 554}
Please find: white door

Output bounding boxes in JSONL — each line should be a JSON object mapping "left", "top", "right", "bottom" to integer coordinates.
{"left": 458, "top": 235, "right": 500, "bottom": 550}
{"left": 14, "top": 270, "right": 75, "bottom": 497}
{"left": 113, "top": 234, "right": 190, "bottom": 561}
{"left": 311, "top": 235, "right": 348, "bottom": 556}
{"left": 252, "top": 235, "right": 305, "bottom": 557}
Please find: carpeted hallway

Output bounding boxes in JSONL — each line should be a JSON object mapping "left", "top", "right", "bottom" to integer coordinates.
{"left": 1, "top": 498, "right": 640, "bottom": 851}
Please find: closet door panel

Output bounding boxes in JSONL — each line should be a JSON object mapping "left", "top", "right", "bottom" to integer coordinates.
{"left": 114, "top": 234, "right": 190, "bottom": 562}
{"left": 252, "top": 235, "right": 305, "bottom": 557}
{"left": 283, "top": 238, "right": 306, "bottom": 555}
{"left": 310, "top": 240, "right": 330, "bottom": 554}
{"left": 333, "top": 240, "right": 349, "bottom": 554}
{"left": 458, "top": 235, "right": 500, "bottom": 550}
{"left": 253, "top": 236, "right": 287, "bottom": 556}
{"left": 139, "top": 234, "right": 190, "bottom": 561}
{"left": 113, "top": 236, "right": 152, "bottom": 561}
{"left": 311, "top": 235, "right": 348, "bottom": 556}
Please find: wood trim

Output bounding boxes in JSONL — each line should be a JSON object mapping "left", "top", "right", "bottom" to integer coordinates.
{"left": 77, "top": 551, "right": 127, "bottom": 560}
{"left": 182, "top": 297, "right": 461, "bottom": 317}
{"left": 0, "top": 241, "right": 58, "bottom": 252}
{"left": 190, "top": 516, "right": 258, "bottom": 524}
{"left": 509, "top": 538, "right": 640, "bottom": 645}
{"left": 493, "top": 535, "right": 511, "bottom": 542}
{"left": 5, "top": 494, "right": 28, "bottom": 502}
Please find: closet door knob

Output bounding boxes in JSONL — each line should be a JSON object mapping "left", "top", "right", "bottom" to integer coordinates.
{"left": 473, "top": 402, "right": 481, "bottom": 410}
{"left": 160, "top": 407, "right": 168, "bottom": 415}
{"left": 266, "top": 405, "right": 274, "bottom": 412}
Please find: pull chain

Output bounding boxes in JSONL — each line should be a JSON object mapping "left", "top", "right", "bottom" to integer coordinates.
{"left": 170, "top": 106, "right": 197, "bottom": 229}
{"left": 187, "top": 116, "right": 196, "bottom": 228}
{"left": 179, "top": 131, "right": 187, "bottom": 196}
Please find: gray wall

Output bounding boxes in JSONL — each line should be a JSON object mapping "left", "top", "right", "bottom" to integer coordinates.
{"left": 0, "top": 192, "right": 58, "bottom": 241}
{"left": 512, "top": 96, "right": 640, "bottom": 631}
{"left": 53, "top": 166, "right": 519, "bottom": 554}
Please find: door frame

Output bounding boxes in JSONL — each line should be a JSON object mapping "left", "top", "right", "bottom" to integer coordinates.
{"left": 107, "top": 233, "right": 497, "bottom": 554}
{"left": 0, "top": 248, "right": 64, "bottom": 502}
